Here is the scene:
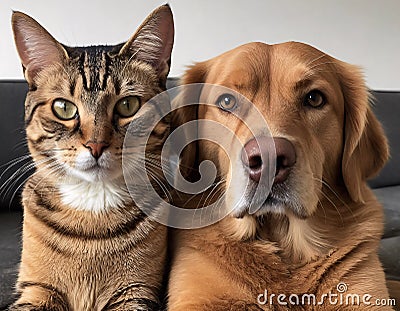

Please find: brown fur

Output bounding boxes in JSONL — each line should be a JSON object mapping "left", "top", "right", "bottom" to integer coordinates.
{"left": 168, "top": 42, "right": 393, "bottom": 310}
{"left": 11, "top": 5, "right": 173, "bottom": 310}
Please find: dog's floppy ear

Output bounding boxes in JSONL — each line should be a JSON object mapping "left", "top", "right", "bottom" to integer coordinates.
{"left": 171, "top": 61, "right": 209, "bottom": 181}
{"left": 339, "top": 62, "right": 389, "bottom": 202}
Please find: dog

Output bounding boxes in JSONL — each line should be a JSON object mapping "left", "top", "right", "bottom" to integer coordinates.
{"left": 168, "top": 42, "right": 393, "bottom": 310}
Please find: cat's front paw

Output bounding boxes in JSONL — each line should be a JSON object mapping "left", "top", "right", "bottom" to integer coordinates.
{"left": 8, "top": 303, "right": 45, "bottom": 311}
{"left": 104, "top": 298, "right": 161, "bottom": 311}
{"left": 9, "top": 300, "right": 69, "bottom": 311}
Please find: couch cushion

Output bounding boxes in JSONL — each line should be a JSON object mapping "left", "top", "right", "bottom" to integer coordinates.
{"left": 369, "top": 91, "right": 400, "bottom": 188}
{"left": 379, "top": 236, "right": 400, "bottom": 281}
{"left": 373, "top": 186, "right": 400, "bottom": 239}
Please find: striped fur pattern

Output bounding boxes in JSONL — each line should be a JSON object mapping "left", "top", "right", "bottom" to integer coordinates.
{"left": 11, "top": 5, "right": 173, "bottom": 310}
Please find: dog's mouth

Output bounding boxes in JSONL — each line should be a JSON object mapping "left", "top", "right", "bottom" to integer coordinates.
{"left": 231, "top": 182, "right": 308, "bottom": 219}
{"left": 232, "top": 194, "right": 283, "bottom": 219}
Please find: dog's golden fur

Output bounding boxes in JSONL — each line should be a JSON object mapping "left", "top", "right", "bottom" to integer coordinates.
{"left": 168, "top": 42, "right": 393, "bottom": 310}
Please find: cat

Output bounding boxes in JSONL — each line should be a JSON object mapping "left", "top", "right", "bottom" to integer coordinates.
{"left": 10, "top": 4, "right": 173, "bottom": 310}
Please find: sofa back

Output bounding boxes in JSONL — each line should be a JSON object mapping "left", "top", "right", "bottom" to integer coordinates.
{"left": 0, "top": 80, "right": 398, "bottom": 209}
{"left": 369, "top": 91, "right": 400, "bottom": 188}
{"left": 0, "top": 80, "right": 28, "bottom": 209}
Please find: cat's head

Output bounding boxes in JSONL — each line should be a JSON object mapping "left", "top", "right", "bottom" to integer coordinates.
{"left": 12, "top": 5, "right": 174, "bottom": 183}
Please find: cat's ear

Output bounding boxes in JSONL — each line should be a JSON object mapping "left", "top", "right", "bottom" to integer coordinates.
{"left": 12, "top": 11, "right": 68, "bottom": 86}
{"left": 119, "top": 4, "right": 174, "bottom": 86}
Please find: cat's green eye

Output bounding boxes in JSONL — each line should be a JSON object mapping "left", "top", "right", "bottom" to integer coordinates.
{"left": 115, "top": 96, "right": 141, "bottom": 118}
{"left": 52, "top": 99, "right": 78, "bottom": 120}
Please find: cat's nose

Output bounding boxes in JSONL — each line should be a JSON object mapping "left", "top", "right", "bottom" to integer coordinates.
{"left": 84, "top": 141, "right": 110, "bottom": 159}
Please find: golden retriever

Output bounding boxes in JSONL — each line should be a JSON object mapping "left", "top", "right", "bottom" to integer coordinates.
{"left": 168, "top": 42, "right": 394, "bottom": 310}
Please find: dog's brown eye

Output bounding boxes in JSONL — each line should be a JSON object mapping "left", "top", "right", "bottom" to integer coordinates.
{"left": 216, "top": 94, "right": 237, "bottom": 111}
{"left": 304, "top": 90, "right": 326, "bottom": 108}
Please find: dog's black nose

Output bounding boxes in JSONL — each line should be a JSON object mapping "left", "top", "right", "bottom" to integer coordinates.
{"left": 241, "top": 136, "right": 271, "bottom": 183}
{"left": 241, "top": 137, "right": 296, "bottom": 184}
{"left": 273, "top": 137, "right": 296, "bottom": 184}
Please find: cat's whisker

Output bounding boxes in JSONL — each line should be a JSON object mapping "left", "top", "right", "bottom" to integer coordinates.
{"left": 146, "top": 169, "right": 172, "bottom": 202}
{"left": 0, "top": 156, "right": 56, "bottom": 201}
{"left": 0, "top": 164, "right": 35, "bottom": 201}
{"left": 25, "top": 165, "right": 66, "bottom": 205}
{"left": 9, "top": 163, "right": 65, "bottom": 208}
{"left": 0, "top": 157, "right": 44, "bottom": 192}
{"left": 124, "top": 152, "right": 177, "bottom": 181}
{"left": 189, "top": 178, "right": 226, "bottom": 226}
{"left": 0, "top": 154, "right": 32, "bottom": 178}
{"left": 139, "top": 158, "right": 171, "bottom": 198}
{"left": 199, "top": 179, "right": 226, "bottom": 224}
{"left": 144, "top": 158, "right": 176, "bottom": 180}
{"left": 126, "top": 158, "right": 172, "bottom": 203}
{"left": 12, "top": 140, "right": 29, "bottom": 151}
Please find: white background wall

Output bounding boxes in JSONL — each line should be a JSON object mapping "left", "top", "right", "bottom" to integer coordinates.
{"left": 1, "top": 0, "right": 399, "bottom": 90}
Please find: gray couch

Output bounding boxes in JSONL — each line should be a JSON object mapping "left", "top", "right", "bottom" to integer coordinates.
{"left": 0, "top": 80, "right": 399, "bottom": 309}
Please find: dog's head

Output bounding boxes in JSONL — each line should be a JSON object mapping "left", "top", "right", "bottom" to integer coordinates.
{"left": 175, "top": 42, "right": 388, "bottom": 227}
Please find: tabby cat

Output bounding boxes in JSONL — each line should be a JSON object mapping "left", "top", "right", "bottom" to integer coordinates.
{"left": 10, "top": 4, "right": 173, "bottom": 310}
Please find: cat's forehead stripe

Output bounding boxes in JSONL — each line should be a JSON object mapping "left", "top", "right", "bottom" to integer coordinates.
{"left": 77, "top": 53, "right": 89, "bottom": 92}
{"left": 76, "top": 48, "right": 111, "bottom": 93}
{"left": 69, "top": 77, "right": 76, "bottom": 97}
{"left": 99, "top": 52, "right": 109, "bottom": 91}
{"left": 83, "top": 52, "right": 92, "bottom": 91}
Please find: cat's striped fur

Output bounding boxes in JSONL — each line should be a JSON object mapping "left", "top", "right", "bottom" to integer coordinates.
{"left": 10, "top": 5, "right": 173, "bottom": 310}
